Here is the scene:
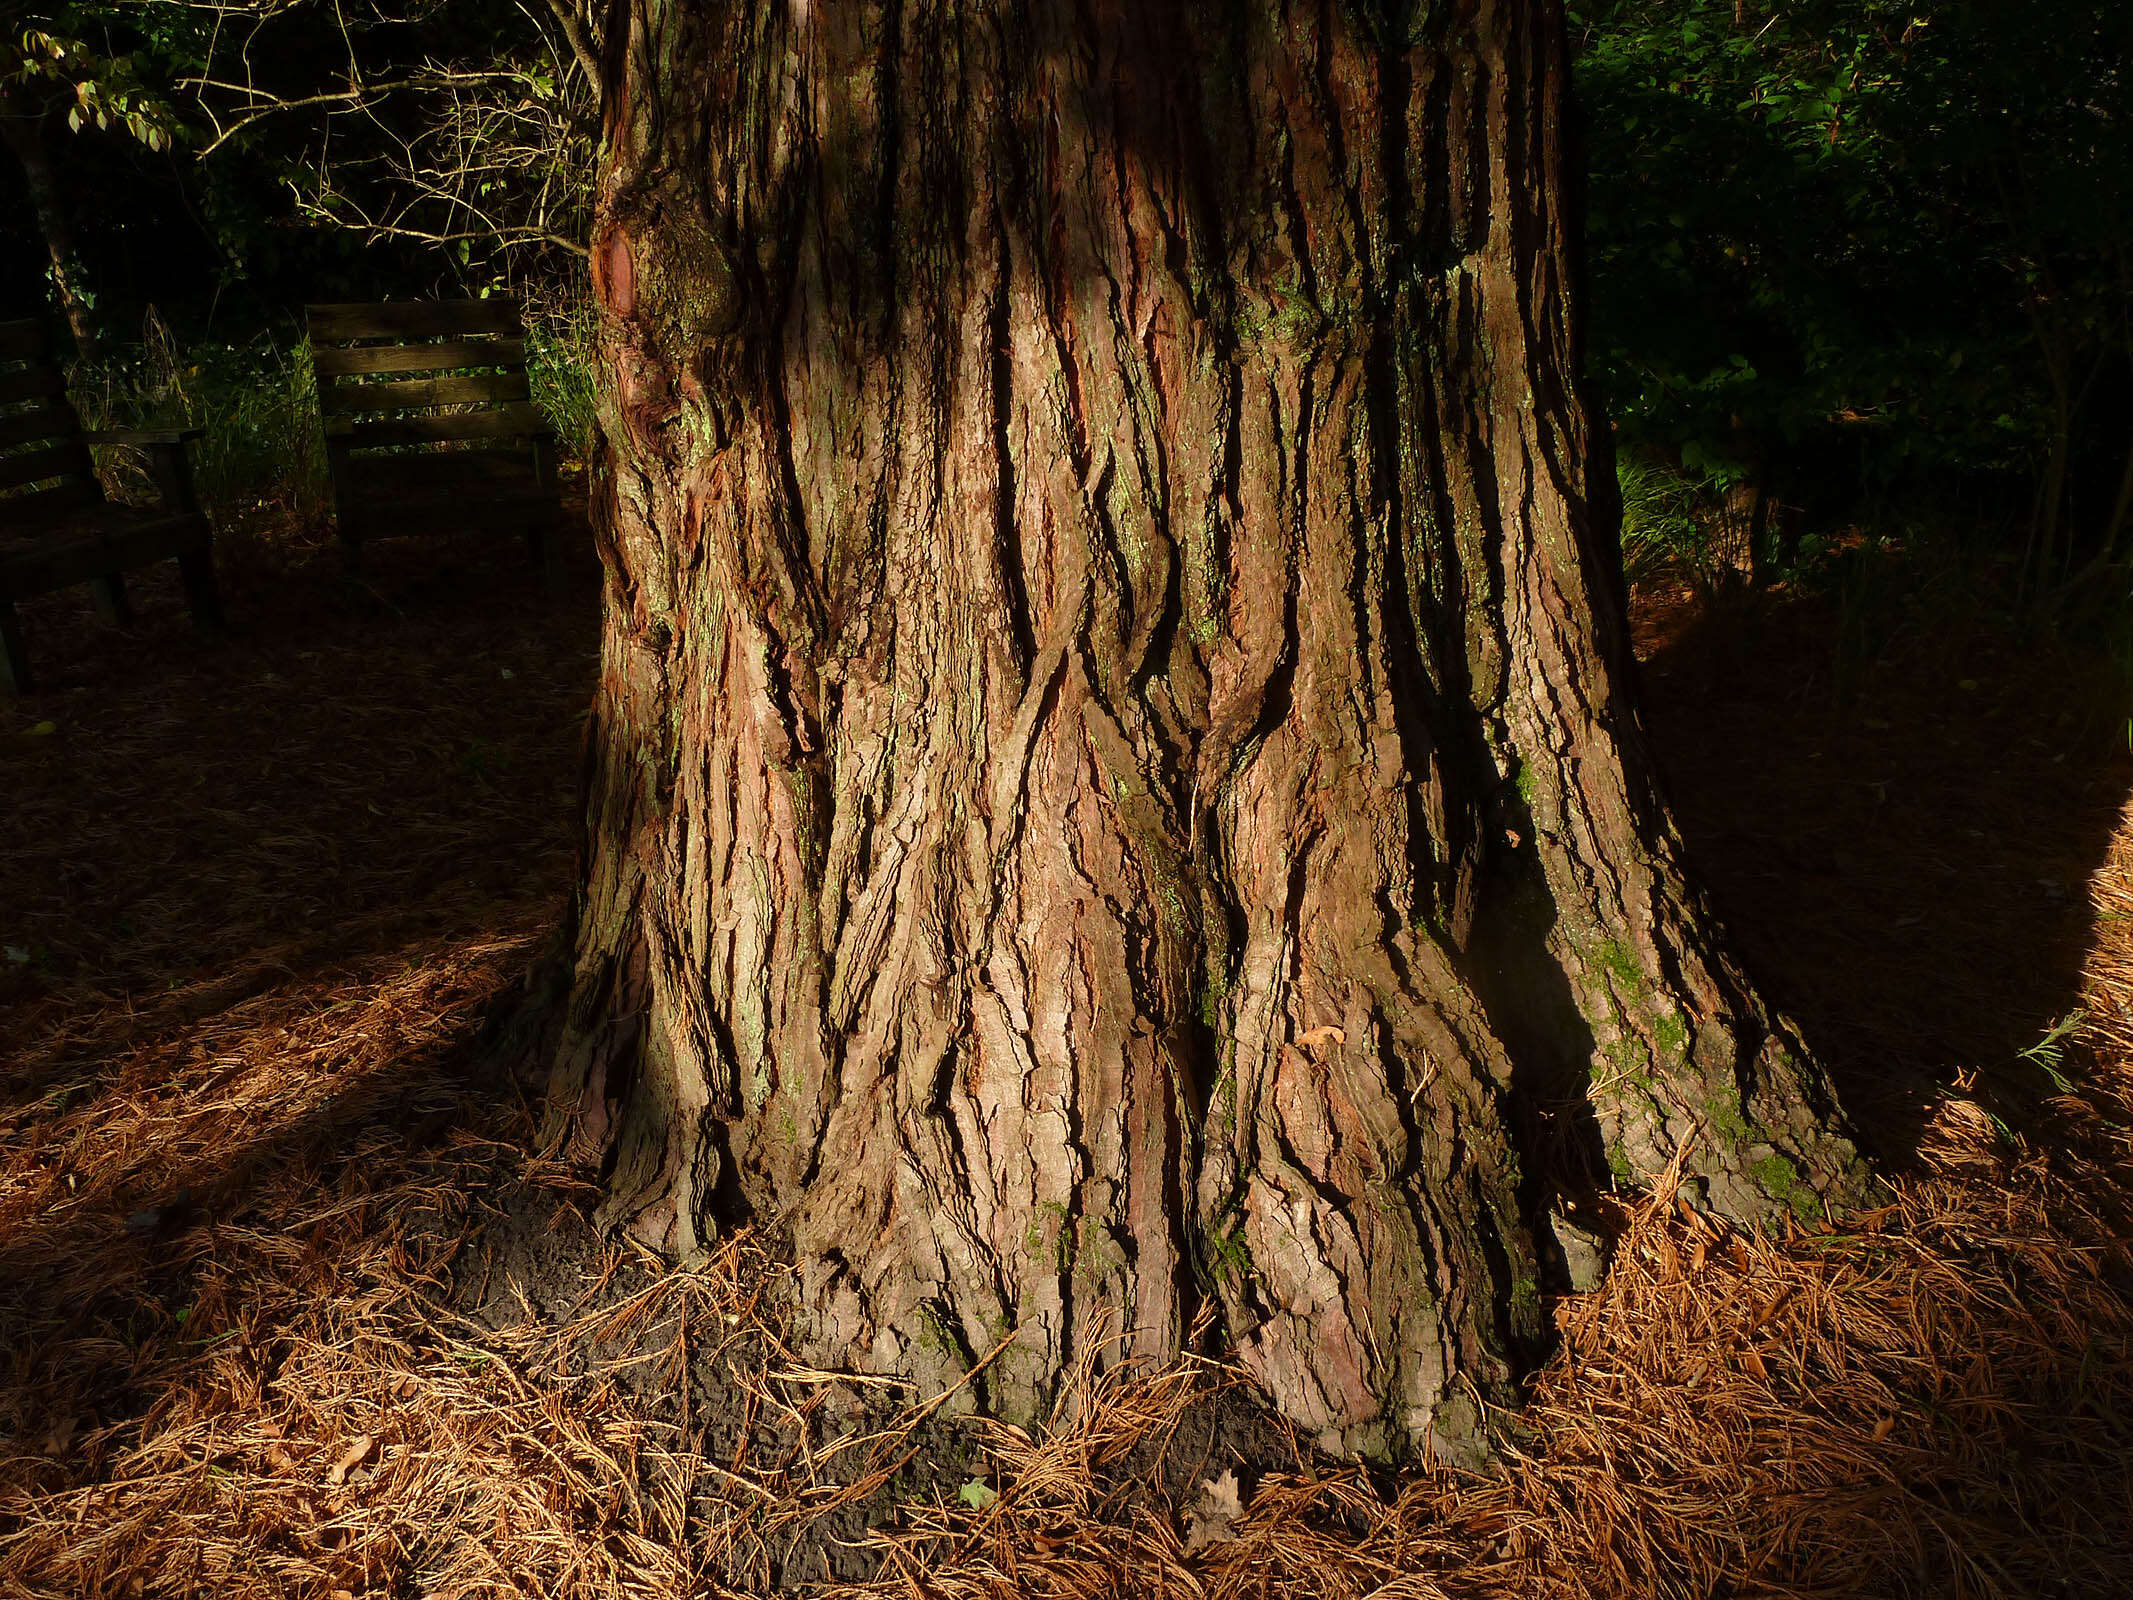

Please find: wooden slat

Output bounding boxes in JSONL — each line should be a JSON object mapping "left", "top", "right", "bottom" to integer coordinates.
{"left": 0, "top": 366, "right": 69, "bottom": 406}
{"left": 322, "top": 372, "right": 533, "bottom": 415}
{"left": 0, "top": 442, "right": 94, "bottom": 493}
{"left": 340, "top": 403, "right": 551, "bottom": 446}
{"left": 0, "top": 499, "right": 139, "bottom": 541}
{"left": 306, "top": 299, "right": 523, "bottom": 341}
{"left": 344, "top": 450, "right": 538, "bottom": 494}
{"left": 0, "top": 321, "right": 51, "bottom": 362}
{"left": 343, "top": 495, "right": 558, "bottom": 539}
{"left": 81, "top": 428, "right": 204, "bottom": 446}
{"left": 0, "top": 480, "right": 105, "bottom": 530}
{"left": 0, "top": 405, "right": 77, "bottom": 449}
{"left": 310, "top": 337, "right": 527, "bottom": 377}
{"left": 0, "top": 511, "right": 207, "bottom": 603}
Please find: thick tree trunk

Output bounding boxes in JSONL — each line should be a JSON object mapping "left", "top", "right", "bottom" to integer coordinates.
{"left": 546, "top": 0, "right": 1872, "bottom": 1463}
{"left": 0, "top": 93, "right": 101, "bottom": 363}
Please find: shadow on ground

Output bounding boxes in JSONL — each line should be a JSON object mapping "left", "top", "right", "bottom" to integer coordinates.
{"left": 0, "top": 501, "right": 602, "bottom": 1079}
{"left": 1634, "top": 567, "right": 2133, "bottom": 1163}
{"left": 2, "top": 532, "right": 2131, "bottom": 1597}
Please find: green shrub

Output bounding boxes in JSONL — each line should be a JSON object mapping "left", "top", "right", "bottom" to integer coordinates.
{"left": 526, "top": 303, "right": 598, "bottom": 467}
{"left": 70, "top": 315, "right": 327, "bottom": 520}
{"left": 1617, "top": 455, "right": 1716, "bottom": 587}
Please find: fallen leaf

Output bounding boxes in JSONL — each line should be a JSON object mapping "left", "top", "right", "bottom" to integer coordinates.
{"left": 1748, "top": 1286, "right": 1796, "bottom": 1333}
{"left": 1871, "top": 1415, "right": 1897, "bottom": 1441}
{"left": 1740, "top": 1347, "right": 1768, "bottom": 1381}
{"left": 25, "top": 721, "right": 55, "bottom": 737}
{"left": 957, "top": 1478, "right": 997, "bottom": 1512}
{"left": 1293, "top": 1025, "right": 1346, "bottom": 1052}
{"left": 1184, "top": 1469, "right": 1245, "bottom": 1553}
{"left": 325, "top": 1434, "right": 373, "bottom": 1485}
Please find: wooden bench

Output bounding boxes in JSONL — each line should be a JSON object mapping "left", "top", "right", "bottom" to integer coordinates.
{"left": 0, "top": 318, "right": 221, "bottom": 694}
{"left": 305, "top": 298, "right": 563, "bottom": 589}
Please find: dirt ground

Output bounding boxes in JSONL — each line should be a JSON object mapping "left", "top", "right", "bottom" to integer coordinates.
{"left": 3, "top": 516, "right": 2131, "bottom": 1598}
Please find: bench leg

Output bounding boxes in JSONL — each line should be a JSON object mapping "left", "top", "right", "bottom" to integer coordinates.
{"left": 90, "top": 573, "right": 133, "bottom": 626}
{"left": 526, "top": 522, "right": 565, "bottom": 596}
{"left": 340, "top": 529, "right": 364, "bottom": 577}
{"left": 178, "top": 545, "right": 224, "bottom": 634}
{"left": 0, "top": 603, "right": 30, "bottom": 695}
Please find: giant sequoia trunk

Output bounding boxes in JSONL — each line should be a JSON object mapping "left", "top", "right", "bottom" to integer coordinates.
{"left": 546, "top": 0, "right": 1873, "bottom": 1463}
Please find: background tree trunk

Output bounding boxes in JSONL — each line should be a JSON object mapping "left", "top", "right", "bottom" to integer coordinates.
{"left": 546, "top": 0, "right": 1873, "bottom": 1463}
{"left": 0, "top": 92, "right": 102, "bottom": 363}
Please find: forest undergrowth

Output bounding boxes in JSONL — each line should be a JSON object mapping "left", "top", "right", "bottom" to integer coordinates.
{"left": 1, "top": 508, "right": 2131, "bottom": 1598}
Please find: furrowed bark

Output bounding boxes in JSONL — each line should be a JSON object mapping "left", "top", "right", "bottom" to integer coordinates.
{"left": 544, "top": 0, "right": 1872, "bottom": 1464}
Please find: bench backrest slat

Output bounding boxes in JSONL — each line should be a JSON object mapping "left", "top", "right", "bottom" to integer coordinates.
{"left": 0, "top": 364, "right": 71, "bottom": 409}
{"left": 338, "top": 403, "right": 550, "bottom": 448}
{"left": 320, "top": 371, "right": 533, "bottom": 416}
{"left": 306, "top": 299, "right": 524, "bottom": 341}
{"left": 0, "top": 442, "right": 94, "bottom": 494}
{"left": 310, "top": 337, "right": 528, "bottom": 378}
{"left": 0, "top": 320, "right": 104, "bottom": 523}
{"left": 0, "top": 403, "right": 80, "bottom": 450}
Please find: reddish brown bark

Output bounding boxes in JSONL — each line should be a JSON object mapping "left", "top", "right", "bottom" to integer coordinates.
{"left": 546, "top": 0, "right": 1873, "bottom": 1463}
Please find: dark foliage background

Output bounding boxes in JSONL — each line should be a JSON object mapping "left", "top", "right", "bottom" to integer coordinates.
{"left": 1574, "top": 0, "right": 2132, "bottom": 604}
{"left": 4, "top": 0, "right": 2129, "bottom": 620}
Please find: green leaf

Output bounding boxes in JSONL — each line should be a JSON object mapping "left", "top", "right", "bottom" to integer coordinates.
{"left": 958, "top": 1479, "right": 998, "bottom": 1511}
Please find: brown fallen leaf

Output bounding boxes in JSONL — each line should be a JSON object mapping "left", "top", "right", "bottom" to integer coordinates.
{"left": 1293, "top": 1025, "right": 1347, "bottom": 1052}
{"left": 324, "top": 1434, "right": 373, "bottom": 1485}
{"left": 1749, "top": 1286, "right": 1797, "bottom": 1334}
{"left": 1741, "top": 1347, "right": 1769, "bottom": 1381}
{"left": 1871, "top": 1415, "right": 1897, "bottom": 1441}
{"left": 1184, "top": 1469, "right": 1246, "bottom": 1553}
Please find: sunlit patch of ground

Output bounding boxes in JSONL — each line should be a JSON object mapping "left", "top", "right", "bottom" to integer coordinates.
{"left": 3, "top": 537, "right": 2130, "bottom": 1597}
